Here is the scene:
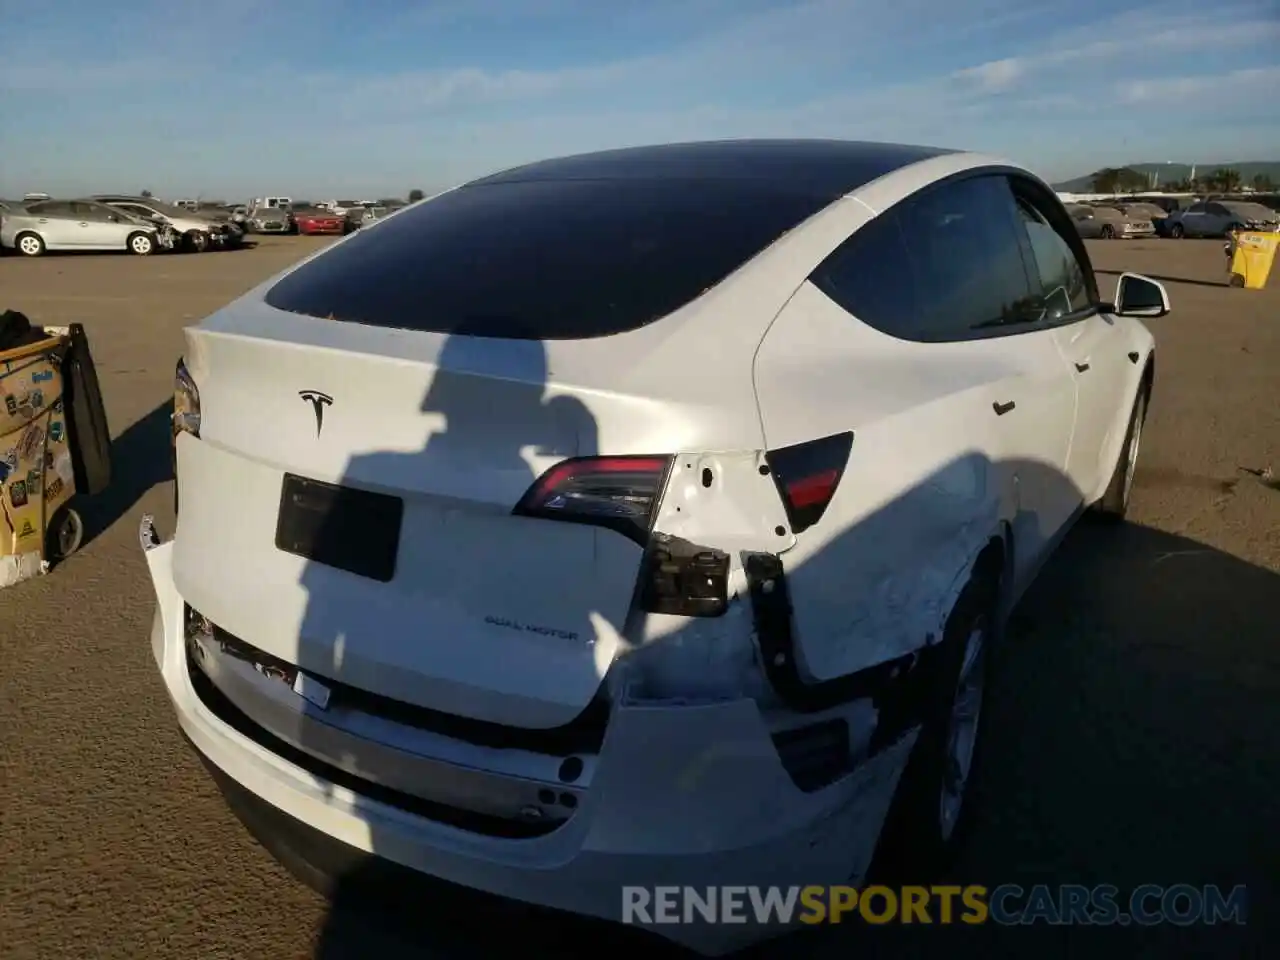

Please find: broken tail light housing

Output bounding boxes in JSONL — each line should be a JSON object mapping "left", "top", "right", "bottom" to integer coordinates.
{"left": 174, "top": 357, "right": 201, "bottom": 440}
{"left": 515, "top": 455, "right": 730, "bottom": 617}
{"left": 765, "top": 431, "right": 853, "bottom": 534}
{"left": 514, "top": 455, "right": 673, "bottom": 546}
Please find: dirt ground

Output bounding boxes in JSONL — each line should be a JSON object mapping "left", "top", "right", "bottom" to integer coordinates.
{"left": 0, "top": 236, "right": 1276, "bottom": 959}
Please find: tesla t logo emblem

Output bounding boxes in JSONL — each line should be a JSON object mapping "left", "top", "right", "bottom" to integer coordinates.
{"left": 298, "top": 390, "right": 333, "bottom": 436}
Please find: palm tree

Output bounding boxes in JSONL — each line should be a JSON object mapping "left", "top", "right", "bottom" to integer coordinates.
{"left": 1208, "top": 168, "right": 1242, "bottom": 193}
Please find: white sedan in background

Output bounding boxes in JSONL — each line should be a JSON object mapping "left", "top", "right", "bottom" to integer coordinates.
{"left": 1, "top": 198, "right": 170, "bottom": 256}
{"left": 142, "top": 139, "right": 1164, "bottom": 954}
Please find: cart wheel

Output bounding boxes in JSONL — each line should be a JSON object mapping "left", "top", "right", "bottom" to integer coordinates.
{"left": 47, "top": 507, "right": 85, "bottom": 562}
{"left": 1229, "top": 273, "right": 1246, "bottom": 288}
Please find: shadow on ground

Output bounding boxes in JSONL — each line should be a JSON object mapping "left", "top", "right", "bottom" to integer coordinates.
{"left": 79, "top": 400, "right": 172, "bottom": 546}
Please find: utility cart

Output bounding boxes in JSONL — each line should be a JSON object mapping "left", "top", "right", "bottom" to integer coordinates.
{"left": 0, "top": 315, "right": 111, "bottom": 589}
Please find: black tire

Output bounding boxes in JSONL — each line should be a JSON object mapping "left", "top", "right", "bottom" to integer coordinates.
{"left": 871, "top": 561, "right": 1001, "bottom": 880}
{"left": 1170, "top": 222, "right": 1186, "bottom": 239}
{"left": 1100, "top": 224, "right": 1115, "bottom": 239}
{"left": 46, "top": 506, "right": 84, "bottom": 562}
{"left": 1229, "top": 273, "right": 1246, "bottom": 288}
{"left": 185, "top": 230, "right": 210, "bottom": 253}
{"left": 1096, "top": 386, "right": 1148, "bottom": 520}
{"left": 127, "top": 231, "right": 155, "bottom": 256}
{"left": 15, "top": 231, "right": 45, "bottom": 257}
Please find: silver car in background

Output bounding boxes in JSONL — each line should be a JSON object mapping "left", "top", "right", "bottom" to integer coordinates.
{"left": 0, "top": 198, "right": 172, "bottom": 256}
{"left": 1066, "top": 204, "right": 1155, "bottom": 240}
{"left": 1165, "top": 200, "right": 1280, "bottom": 238}
{"left": 246, "top": 204, "right": 292, "bottom": 233}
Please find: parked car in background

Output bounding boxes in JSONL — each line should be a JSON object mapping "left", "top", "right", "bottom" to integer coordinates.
{"left": 291, "top": 206, "right": 346, "bottom": 236}
{"left": 1113, "top": 201, "right": 1168, "bottom": 223}
{"left": 245, "top": 204, "right": 292, "bottom": 234}
{"left": 1067, "top": 204, "right": 1155, "bottom": 239}
{"left": 145, "top": 139, "right": 1163, "bottom": 957}
{"left": 1, "top": 198, "right": 172, "bottom": 256}
{"left": 92, "top": 195, "right": 242, "bottom": 251}
{"left": 1164, "top": 200, "right": 1280, "bottom": 238}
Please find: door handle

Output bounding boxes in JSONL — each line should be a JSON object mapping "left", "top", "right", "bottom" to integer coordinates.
{"left": 1074, "top": 361, "right": 1091, "bottom": 373}
{"left": 992, "top": 400, "right": 1016, "bottom": 416}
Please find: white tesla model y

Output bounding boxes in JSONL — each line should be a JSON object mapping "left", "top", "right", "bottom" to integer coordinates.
{"left": 142, "top": 140, "right": 1164, "bottom": 954}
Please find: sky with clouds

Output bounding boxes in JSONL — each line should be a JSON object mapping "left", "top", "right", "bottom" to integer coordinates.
{"left": 0, "top": 0, "right": 1276, "bottom": 199}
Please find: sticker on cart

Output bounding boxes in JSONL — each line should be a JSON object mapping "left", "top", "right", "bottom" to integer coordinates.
{"left": 45, "top": 477, "right": 63, "bottom": 500}
{"left": 53, "top": 450, "right": 75, "bottom": 484}
{"left": 17, "top": 519, "right": 37, "bottom": 540}
{"left": 31, "top": 370, "right": 53, "bottom": 384}
{"left": 3, "top": 395, "right": 16, "bottom": 417}
{"left": 17, "top": 424, "right": 44, "bottom": 462}
{"left": 49, "top": 420, "right": 64, "bottom": 443}
{"left": 9, "top": 480, "right": 27, "bottom": 508}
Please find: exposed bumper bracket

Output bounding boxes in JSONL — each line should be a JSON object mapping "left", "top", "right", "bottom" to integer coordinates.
{"left": 743, "top": 552, "right": 927, "bottom": 748}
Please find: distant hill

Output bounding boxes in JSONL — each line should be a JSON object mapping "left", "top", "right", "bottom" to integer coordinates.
{"left": 1052, "top": 161, "right": 1280, "bottom": 192}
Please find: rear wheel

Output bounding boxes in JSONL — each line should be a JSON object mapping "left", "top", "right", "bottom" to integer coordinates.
{"left": 872, "top": 561, "right": 1001, "bottom": 877}
{"left": 16, "top": 232, "right": 45, "bottom": 257}
{"left": 1096, "top": 386, "right": 1148, "bottom": 520}
{"left": 186, "top": 230, "right": 209, "bottom": 252}
{"left": 46, "top": 506, "right": 84, "bottom": 562}
{"left": 128, "top": 232, "right": 155, "bottom": 255}
{"left": 1100, "top": 224, "right": 1115, "bottom": 239}
{"left": 1170, "top": 222, "right": 1186, "bottom": 239}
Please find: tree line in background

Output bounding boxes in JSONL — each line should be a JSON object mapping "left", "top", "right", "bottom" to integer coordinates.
{"left": 1090, "top": 167, "right": 1274, "bottom": 195}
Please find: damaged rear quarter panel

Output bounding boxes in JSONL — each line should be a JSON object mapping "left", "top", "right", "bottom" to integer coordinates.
{"left": 750, "top": 283, "right": 1014, "bottom": 685}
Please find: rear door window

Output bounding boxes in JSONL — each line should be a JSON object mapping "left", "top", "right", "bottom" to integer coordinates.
{"left": 1012, "top": 196, "right": 1091, "bottom": 320}
{"left": 26, "top": 201, "right": 75, "bottom": 217}
{"left": 811, "top": 174, "right": 1038, "bottom": 341}
{"left": 265, "top": 178, "right": 835, "bottom": 339}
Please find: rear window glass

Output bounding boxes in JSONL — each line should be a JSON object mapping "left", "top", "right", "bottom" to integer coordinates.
{"left": 263, "top": 178, "right": 834, "bottom": 339}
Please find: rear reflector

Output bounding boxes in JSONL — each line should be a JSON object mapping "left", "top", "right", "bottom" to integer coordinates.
{"left": 514, "top": 455, "right": 672, "bottom": 545}
{"left": 765, "top": 431, "right": 853, "bottom": 534}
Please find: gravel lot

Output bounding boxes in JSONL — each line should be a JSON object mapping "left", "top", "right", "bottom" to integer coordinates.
{"left": 1, "top": 236, "right": 1276, "bottom": 959}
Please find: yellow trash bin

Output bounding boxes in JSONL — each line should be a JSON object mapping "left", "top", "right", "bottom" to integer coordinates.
{"left": 1228, "top": 231, "right": 1280, "bottom": 290}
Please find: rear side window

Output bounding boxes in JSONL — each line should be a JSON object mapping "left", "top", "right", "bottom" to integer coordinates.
{"left": 264, "top": 179, "right": 834, "bottom": 339}
{"left": 1013, "top": 198, "right": 1090, "bottom": 319}
{"left": 812, "top": 175, "right": 1036, "bottom": 342}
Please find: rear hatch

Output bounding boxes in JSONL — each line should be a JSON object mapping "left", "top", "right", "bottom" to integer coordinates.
{"left": 173, "top": 171, "right": 835, "bottom": 728}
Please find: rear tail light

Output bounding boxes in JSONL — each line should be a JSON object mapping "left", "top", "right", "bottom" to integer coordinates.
{"left": 514, "top": 455, "right": 672, "bottom": 546}
{"left": 765, "top": 431, "right": 853, "bottom": 534}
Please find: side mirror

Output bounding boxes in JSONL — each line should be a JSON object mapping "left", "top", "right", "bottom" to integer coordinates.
{"left": 1114, "top": 273, "right": 1170, "bottom": 318}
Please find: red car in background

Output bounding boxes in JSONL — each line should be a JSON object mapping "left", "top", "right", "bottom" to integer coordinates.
{"left": 291, "top": 206, "right": 346, "bottom": 236}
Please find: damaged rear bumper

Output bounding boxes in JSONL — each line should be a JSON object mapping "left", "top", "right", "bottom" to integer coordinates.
{"left": 141, "top": 522, "right": 915, "bottom": 954}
